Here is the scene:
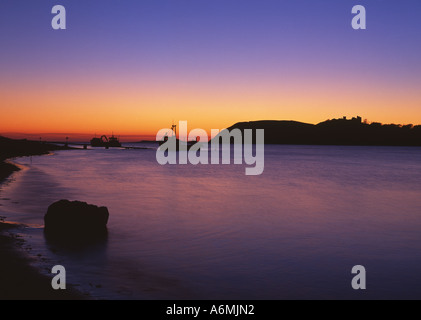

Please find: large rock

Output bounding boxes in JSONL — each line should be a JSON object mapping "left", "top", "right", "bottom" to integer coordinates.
{"left": 44, "top": 200, "right": 109, "bottom": 241}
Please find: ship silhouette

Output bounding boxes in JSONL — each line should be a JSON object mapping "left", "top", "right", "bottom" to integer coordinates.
{"left": 90, "top": 134, "right": 121, "bottom": 148}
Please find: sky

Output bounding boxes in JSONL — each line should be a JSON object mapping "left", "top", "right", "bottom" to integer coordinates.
{"left": 1, "top": 0, "right": 421, "bottom": 140}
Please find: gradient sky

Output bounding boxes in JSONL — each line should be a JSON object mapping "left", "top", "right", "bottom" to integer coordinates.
{"left": 1, "top": 0, "right": 421, "bottom": 140}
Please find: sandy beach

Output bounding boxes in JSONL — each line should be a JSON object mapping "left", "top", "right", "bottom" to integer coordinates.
{"left": 0, "top": 137, "right": 85, "bottom": 299}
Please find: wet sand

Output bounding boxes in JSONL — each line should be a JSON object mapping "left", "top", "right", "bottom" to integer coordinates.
{"left": 0, "top": 221, "right": 85, "bottom": 299}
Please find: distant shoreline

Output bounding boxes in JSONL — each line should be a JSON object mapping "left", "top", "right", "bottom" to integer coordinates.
{"left": 4, "top": 117, "right": 421, "bottom": 147}
{"left": 0, "top": 137, "right": 86, "bottom": 300}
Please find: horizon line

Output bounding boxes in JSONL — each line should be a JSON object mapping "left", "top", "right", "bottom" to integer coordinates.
{"left": 2, "top": 116, "right": 421, "bottom": 142}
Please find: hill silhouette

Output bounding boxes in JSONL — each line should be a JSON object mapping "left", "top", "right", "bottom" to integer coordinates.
{"left": 213, "top": 117, "right": 421, "bottom": 146}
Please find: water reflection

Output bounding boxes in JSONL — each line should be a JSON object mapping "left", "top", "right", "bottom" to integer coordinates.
{"left": 1, "top": 145, "right": 421, "bottom": 299}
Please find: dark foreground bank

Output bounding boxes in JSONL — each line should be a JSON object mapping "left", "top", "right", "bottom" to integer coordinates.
{"left": 0, "top": 222, "right": 85, "bottom": 300}
{"left": 0, "top": 136, "right": 86, "bottom": 299}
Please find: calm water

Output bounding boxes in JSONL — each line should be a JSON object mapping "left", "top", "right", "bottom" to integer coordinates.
{"left": 1, "top": 144, "right": 421, "bottom": 299}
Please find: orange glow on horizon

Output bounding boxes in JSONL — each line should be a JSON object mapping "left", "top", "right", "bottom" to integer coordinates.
{"left": 2, "top": 71, "right": 421, "bottom": 140}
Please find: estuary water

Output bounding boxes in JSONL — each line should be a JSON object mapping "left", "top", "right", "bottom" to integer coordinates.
{"left": 1, "top": 144, "right": 421, "bottom": 299}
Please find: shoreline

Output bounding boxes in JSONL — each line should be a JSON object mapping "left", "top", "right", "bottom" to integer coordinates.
{"left": 0, "top": 137, "right": 87, "bottom": 300}
{"left": 0, "top": 220, "right": 86, "bottom": 300}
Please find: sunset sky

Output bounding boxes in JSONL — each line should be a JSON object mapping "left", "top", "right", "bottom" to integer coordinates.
{"left": 1, "top": 0, "right": 421, "bottom": 140}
